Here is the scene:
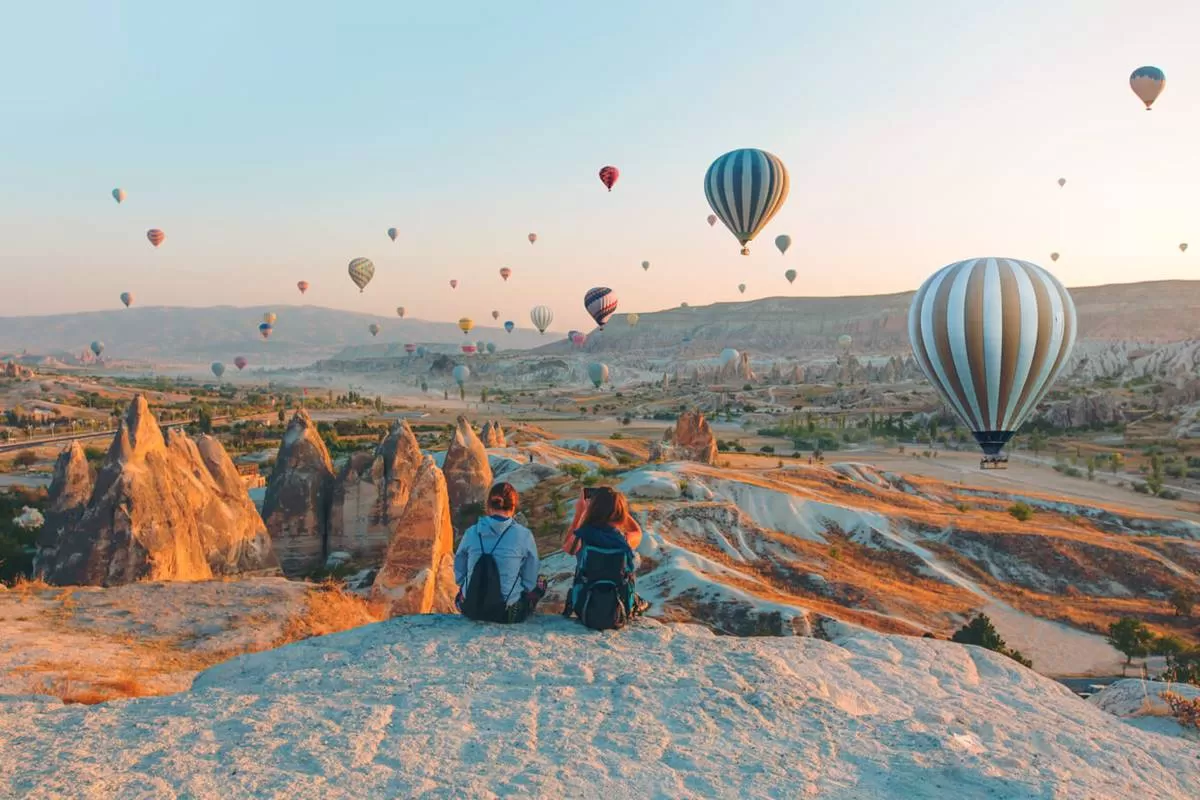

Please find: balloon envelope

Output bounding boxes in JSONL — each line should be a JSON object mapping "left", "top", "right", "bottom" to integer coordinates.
{"left": 387, "top": 227, "right": 398, "bottom": 242}
{"left": 396, "top": 306, "right": 405, "bottom": 318}
{"left": 704, "top": 148, "right": 789, "bottom": 255}
{"left": 571, "top": 332, "right": 586, "bottom": 347}
{"left": 587, "top": 362, "right": 610, "bottom": 388}
{"left": 641, "top": 261, "right": 650, "bottom": 271}
{"left": 458, "top": 317, "right": 474, "bottom": 334}
{"left": 1130, "top": 66, "right": 1165, "bottom": 109}
{"left": 404, "top": 343, "right": 417, "bottom": 354}
{"left": 784, "top": 269, "right": 797, "bottom": 284}
{"left": 146, "top": 229, "right": 165, "bottom": 247}
{"left": 598, "top": 165, "right": 619, "bottom": 191}
{"left": 449, "top": 280, "right": 458, "bottom": 289}
{"left": 1050, "top": 252, "right": 1059, "bottom": 262}
{"left": 297, "top": 280, "right": 309, "bottom": 294}
{"left": 262, "top": 312, "right": 277, "bottom": 325}
{"left": 486, "top": 342, "right": 496, "bottom": 354}
{"left": 258, "top": 322, "right": 273, "bottom": 339}
{"left": 348, "top": 258, "right": 375, "bottom": 292}
{"left": 584, "top": 287, "right": 617, "bottom": 328}
{"left": 461, "top": 345, "right": 477, "bottom": 356}
{"left": 838, "top": 335, "right": 852, "bottom": 349}
{"left": 90, "top": 341, "right": 104, "bottom": 357}
{"left": 492, "top": 310, "right": 500, "bottom": 320}
{"left": 738, "top": 283, "right": 746, "bottom": 294}
{"left": 368, "top": 323, "right": 381, "bottom": 337}
{"left": 1057, "top": 178, "right": 1066, "bottom": 188}
{"left": 504, "top": 320, "right": 515, "bottom": 333}
{"left": 1180, "top": 243, "right": 1189, "bottom": 253}
{"left": 112, "top": 188, "right": 126, "bottom": 204}
{"left": 528, "top": 233, "right": 537, "bottom": 244}
{"left": 234, "top": 356, "right": 248, "bottom": 370}
{"left": 530, "top": 305, "right": 553, "bottom": 334}
{"left": 453, "top": 365, "right": 470, "bottom": 385}
{"left": 119, "top": 292, "right": 133, "bottom": 308}
{"left": 500, "top": 267, "right": 512, "bottom": 281}
{"left": 720, "top": 348, "right": 739, "bottom": 366}
{"left": 626, "top": 313, "right": 639, "bottom": 327}
{"left": 908, "top": 258, "right": 1076, "bottom": 457}
{"left": 211, "top": 362, "right": 225, "bottom": 378}
{"left": 775, "top": 234, "right": 792, "bottom": 255}
{"left": 706, "top": 214, "right": 717, "bottom": 227}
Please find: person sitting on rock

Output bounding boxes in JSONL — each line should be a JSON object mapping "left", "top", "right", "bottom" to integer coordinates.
{"left": 562, "top": 486, "right": 642, "bottom": 554}
{"left": 563, "top": 486, "right": 649, "bottom": 630}
{"left": 455, "top": 482, "right": 545, "bottom": 624}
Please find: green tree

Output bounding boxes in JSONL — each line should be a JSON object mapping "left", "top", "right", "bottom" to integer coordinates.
{"left": 1145, "top": 454, "right": 1165, "bottom": 496}
{"left": 480, "top": 387, "right": 489, "bottom": 404}
{"left": 1029, "top": 429, "right": 1047, "bottom": 457}
{"left": 13, "top": 450, "right": 38, "bottom": 469}
{"left": 951, "top": 614, "right": 1033, "bottom": 668}
{"left": 1109, "top": 452, "right": 1123, "bottom": 475}
{"left": 1107, "top": 617, "right": 1156, "bottom": 671}
{"left": 1170, "top": 588, "right": 1196, "bottom": 617}
{"left": 195, "top": 404, "right": 213, "bottom": 435}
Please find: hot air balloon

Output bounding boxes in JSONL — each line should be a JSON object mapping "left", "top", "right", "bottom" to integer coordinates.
{"left": 571, "top": 331, "right": 586, "bottom": 348}
{"left": 598, "top": 165, "right": 619, "bottom": 191}
{"left": 705, "top": 148, "right": 789, "bottom": 255}
{"left": 262, "top": 312, "right": 277, "bottom": 326}
{"left": 453, "top": 365, "right": 470, "bottom": 386}
{"left": 146, "top": 229, "right": 165, "bottom": 248}
{"left": 387, "top": 227, "right": 398, "bottom": 242}
{"left": 641, "top": 261, "right": 650, "bottom": 271}
{"left": 458, "top": 317, "right": 474, "bottom": 335}
{"left": 396, "top": 306, "right": 406, "bottom": 318}
{"left": 258, "top": 322, "right": 273, "bottom": 339}
{"left": 626, "top": 313, "right": 639, "bottom": 327}
{"left": 775, "top": 234, "right": 792, "bottom": 255}
{"left": 500, "top": 267, "right": 512, "bottom": 281}
{"left": 417, "top": 346, "right": 427, "bottom": 358}
{"left": 369, "top": 323, "right": 381, "bottom": 337}
{"left": 908, "top": 258, "right": 1076, "bottom": 465}
{"left": 119, "top": 292, "right": 133, "bottom": 308}
{"left": 584, "top": 287, "right": 617, "bottom": 328}
{"left": 1050, "top": 252, "right": 1060, "bottom": 262}
{"left": 486, "top": 342, "right": 496, "bottom": 354}
{"left": 90, "top": 341, "right": 104, "bottom": 357}
{"left": 719, "top": 348, "right": 739, "bottom": 366}
{"left": 1130, "top": 66, "right": 1165, "bottom": 110}
{"left": 738, "top": 283, "right": 746, "bottom": 294}
{"left": 461, "top": 344, "right": 477, "bottom": 356}
{"left": 297, "top": 280, "right": 309, "bottom": 295}
{"left": 475, "top": 339, "right": 485, "bottom": 353}
{"left": 707, "top": 214, "right": 717, "bottom": 227}
{"left": 587, "top": 362, "right": 610, "bottom": 388}
{"left": 528, "top": 233, "right": 537, "bottom": 245}
{"left": 348, "top": 258, "right": 374, "bottom": 292}
{"left": 234, "top": 356, "right": 248, "bottom": 370}
{"left": 504, "top": 320, "right": 515, "bottom": 333}
{"left": 1057, "top": 178, "right": 1066, "bottom": 188}
{"left": 530, "top": 305, "right": 553, "bottom": 334}
{"left": 211, "top": 362, "right": 226, "bottom": 379}
{"left": 491, "top": 310, "right": 500, "bottom": 321}
{"left": 400, "top": 343, "right": 415, "bottom": 355}
{"left": 1180, "top": 243, "right": 1189, "bottom": 253}
{"left": 838, "top": 334, "right": 852, "bottom": 350}
{"left": 449, "top": 280, "right": 458, "bottom": 289}
{"left": 784, "top": 269, "right": 797, "bottom": 284}
{"left": 112, "top": 188, "right": 126, "bottom": 204}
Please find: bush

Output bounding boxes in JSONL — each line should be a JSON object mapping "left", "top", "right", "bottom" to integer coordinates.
{"left": 951, "top": 614, "right": 1033, "bottom": 668}
{"left": 12, "top": 451, "right": 37, "bottom": 469}
{"left": 759, "top": 445, "right": 775, "bottom": 454}
{"left": 1161, "top": 692, "right": 1200, "bottom": 729}
{"left": 1007, "top": 502, "right": 1034, "bottom": 522}
{"left": 560, "top": 463, "right": 589, "bottom": 479}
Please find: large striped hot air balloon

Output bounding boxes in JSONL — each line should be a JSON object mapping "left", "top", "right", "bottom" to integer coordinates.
{"left": 147, "top": 229, "right": 165, "bottom": 247}
{"left": 234, "top": 356, "right": 248, "bottom": 370}
{"left": 1130, "top": 66, "right": 1165, "bottom": 110}
{"left": 297, "top": 280, "right": 309, "bottom": 295}
{"left": 348, "top": 258, "right": 374, "bottom": 292}
{"left": 112, "top": 188, "right": 126, "bottom": 204}
{"left": 598, "top": 165, "right": 619, "bottom": 191}
{"left": 584, "top": 287, "right": 617, "bottom": 328}
{"left": 530, "top": 305, "right": 553, "bottom": 334}
{"left": 704, "top": 148, "right": 789, "bottom": 255}
{"left": 908, "top": 258, "right": 1076, "bottom": 463}
{"left": 119, "top": 292, "right": 133, "bottom": 308}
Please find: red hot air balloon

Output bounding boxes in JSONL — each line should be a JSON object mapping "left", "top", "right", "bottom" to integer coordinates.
{"left": 598, "top": 165, "right": 619, "bottom": 191}
{"left": 404, "top": 343, "right": 417, "bottom": 354}
{"left": 449, "top": 279, "right": 458, "bottom": 289}
{"left": 297, "top": 280, "right": 309, "bottom": 295}
{"left": 499, "top": 267, "right": 512, "bottom": 281}
{"left": 234, "top": 356, "right": 248, "bottom": 371}
{"left": 571, "top": 332, "right": 586, "bottom": 348}
{"left": 147, "top": 229, "right": 165, "bottom": 247}
{"left": 461, "top": 344, "right": 477, "bottom": 355}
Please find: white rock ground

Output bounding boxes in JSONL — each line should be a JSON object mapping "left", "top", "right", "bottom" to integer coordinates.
{"left": 2, "top": 616, "right": 1196, "bottom": 799}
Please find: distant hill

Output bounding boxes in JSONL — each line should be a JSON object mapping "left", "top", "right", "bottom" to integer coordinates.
{"left": 0, "top": 305, "right": 548, "bottom": 367}
{"left": 549, "top": 279, "right": 1200, "bottom": 357}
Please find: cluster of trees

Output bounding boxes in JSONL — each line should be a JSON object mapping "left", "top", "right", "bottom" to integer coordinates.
{"left": 951, "top": 614, "right": 1033, "bottom": 668}
{"left": 1106, "top": 596, "right": 1199, "bottom": 684}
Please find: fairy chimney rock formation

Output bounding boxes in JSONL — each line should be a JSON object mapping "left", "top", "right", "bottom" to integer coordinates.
{"left": 328, "top": 420, "right": 423, "bottom": 564}
{"left": 262, "top": 408, "right": 335, "bottom": 577}
{"left": 442, "top": 416, "right": 493, "bottom": 526}
{"left": 33, "top": 442, "right": 95, "bottom": 578}
{"left": 371, "top": 454, "right": 457, "bottom": 615}
{"left": 39, "top": 395, "right": 279, "bottom": 586}
{"left": 480, "top": 420, "right": 507, "bottom": 448}
{"left": 659, "top": 409, "right": 718, "bottom": 465}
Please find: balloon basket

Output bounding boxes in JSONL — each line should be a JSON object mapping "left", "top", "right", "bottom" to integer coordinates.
{"left": 979, "top": 455, "right": 1009, "bottom": 470}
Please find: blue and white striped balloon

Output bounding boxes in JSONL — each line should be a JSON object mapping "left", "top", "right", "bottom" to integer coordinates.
{"left": 704, "top": 148, "right": 790, "bottom": 255}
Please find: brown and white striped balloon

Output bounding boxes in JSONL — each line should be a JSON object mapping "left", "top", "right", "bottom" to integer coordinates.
{"left": 907, "top": 258, "right": 1076, "bottom": 455}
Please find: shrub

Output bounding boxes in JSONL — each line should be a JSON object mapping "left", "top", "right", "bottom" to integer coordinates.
{"left": 759, "top": 445, "right": 775, "bottom": 454}
{"left": 1161, "top": 692, "right": 1200, "bottom": 729}
{"left": 609, "top": 432, "right": 624, "bottom": 440}
{"left": 12, "top": 451, "right": 37, "bottom": 469}
{"left": 1007, "top": 502, "right": 1034, "bottom": 522}
{"left": 560, "top": 463, "right": 590, "bottom": 478}
{"left": 1171, "top": 588, "right": 1196, "bottom": 617}
{"left": 951, "top": 614, "right": 1033, "bottom": 668}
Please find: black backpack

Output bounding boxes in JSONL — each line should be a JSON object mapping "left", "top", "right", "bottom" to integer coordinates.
{"left": 569, "top": 546, "right": 635, "bottom": 631}
{"left": 461, "top": 522, "right": 516, "bottom": 623}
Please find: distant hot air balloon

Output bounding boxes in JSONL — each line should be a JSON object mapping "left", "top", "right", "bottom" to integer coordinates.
{"left": 453, "top": 365, "right": 470, "bottom": 386}
{"left": 1057, "top": 178, "right": 1066, "bottom": 188}
{"left": 369, "top": 323, "right": 381, "bottom": 337}
{"left": 458, "top": 317, "right": 474, "bottom": 335}
{"left": 500, "top": 267, "right": 512, "bottom": 281}
{"left": 119, "top": 292, "right": 133, "bottom": 308}
{"left": 387, "top": 227, "right": 398, "bottom": 242}
{"left": 530, "top": 305, "right": 553, "bottom": 334}
{"left": 738, "top": 283, "right": 746, "bottom": 294}
{"left": 258, "top": 322, "right": 273, "bottom": 339}
{"left": 641, "top": 261, "right": 650, "bottom": 271}
{"left": 838, "top": 334, "right": 852, "bottom": 350}
{"left": 146, "top": 229, "right": 165, "bottom": 248}
{"left": 90, "top": 341, "right": 104, "bottom": 357}
{"left": 784, "top": 269, "right": 797, "bottom": 284}
{"left": 297, "top": 280, "right": 309, "bottom": 295}
{"left": 720, "top": 348, "right": 739, "bottom": 367}
{"left": 396, "top": 306, "right": 406, "bottom": 318}
{"left": 1130, "top": 66, "right": 1165, "bottom": 110}
{"left": 598, "top": 165, "right": 619, "bottom": 191}
{"left": 449, "top": 279, "right": 458, "bottom": 289}
{"left": 211, "top": 362, "right": 226, "bottom": 379}
{"left": 705, "top": 148, "right": 789, "bottom": 255}
{"left": 461, "top": 345, "right": 477, "bottom": 356}
{"left": 775, "top": 234, "right": 792, "bottom": 255}
{"left": 486, "top": 342, "right": 496, "bottom": 354}
{"left": 234, "top": 356, "right": 248, "bottom": 370}
{"left": 416, "top": 346, "right": 427, "bottom": 358}
{"left": 112, "top": 188, "right": 126, "bottom": 204}
{"left": 1050, "top": 252, "right": 1060, "bottom": 262}
{"left": 404, "top": 343, "right": 417, "bottom": 354}
{"left": 587, "top": 362, "right": 610, "bottom": 388}
{"left": 584, "top": 287, "right": 617, "bottom": 328}
{"left": 475, "top": 339, "right": 485, "bottom": 353}
{"left": 504, "top": 320, "right": 515, "bottom": 333}
{"left": 1180, "top": 243, "right": 1189, "bottom": 253}
{"left": 571, "top": 331, "right": 586, "bottom": 348}
{"left": 626, "top": 313, "right": 639, "bottom": 327}
{"left": 262, "top": 312, "right": 277, "bottom": 326}
{"left": 528, "top": 233, "right": 537, "bottom": 245}
{"left": 681, "top": 302, "right": 689, "bottom": 308}
{"left": 909, "top": 258, "right": 1076, "bottom": 462}
{"left": 491, "top": 310, "right": 500, "bottom": 321}
{"left": 707, "top": 214, "right": 718, "bottom": 227}
{"left": 348, "top": 258, "right": 375, "bottom": 292}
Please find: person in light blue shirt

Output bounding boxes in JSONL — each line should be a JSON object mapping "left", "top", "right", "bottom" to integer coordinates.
{"left": 454, "top": 482, "right": 544, "bottom": 623}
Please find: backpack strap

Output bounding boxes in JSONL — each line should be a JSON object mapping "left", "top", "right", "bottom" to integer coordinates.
{"left": 483, "top": 519, "right": 523, "bottom": 606}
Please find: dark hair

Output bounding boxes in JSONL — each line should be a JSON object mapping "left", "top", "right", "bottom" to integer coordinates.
{"left": 487, "top": 482, "right": 519, "bottom": 513}
{"left": 580, "top": 486, "right": 629, "bottom": 529}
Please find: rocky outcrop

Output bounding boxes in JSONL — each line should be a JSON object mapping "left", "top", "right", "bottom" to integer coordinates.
{"left": 40, "top": 396, "right": 279, "bottom": 586}
{"left": 1035, "top": 393, "right": 1125, "bottom": 430}
{"left": 652, "top": 409, "right": 717, "bottom": 465}
{"left": 370, "top": 455, "right": 457, "bottom": 615}
{"left": 33, "top": 442, "right": 94, "bottom": 578}
{"left": 262, "top": 409, "right": 335, "bottom": 577}
{"left": 328, "top": 420, "right": 422, "bottom": 565}
{"left": 716, "top": 352, "right": 755, "bottom": 383}
{"left": 442, "top": 416, "right": 493, "bottom": 526}
{"left": 480, "top": 420, "right": 506, "bottom": 448}
{"left": 2, "top": 361, "right": 34, "bottom": 379}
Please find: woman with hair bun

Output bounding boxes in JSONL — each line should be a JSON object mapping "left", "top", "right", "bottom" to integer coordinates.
{"left": 454, "top": 482, "right": 545, "bottom": 623}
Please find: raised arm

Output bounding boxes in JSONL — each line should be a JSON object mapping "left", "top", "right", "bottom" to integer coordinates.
{"left": 561, "top": 491, "right": 588, "bottom": 554}
{"left": 622, "top": 514, "right": 643, "bottom": 551}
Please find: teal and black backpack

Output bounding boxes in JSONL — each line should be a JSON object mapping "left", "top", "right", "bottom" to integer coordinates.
{"left": 568, "top": 546, "right": 635, "bottom": 631}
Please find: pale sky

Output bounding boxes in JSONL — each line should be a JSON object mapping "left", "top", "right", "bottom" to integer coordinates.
{"left": 1, "top": 1, "right": 1197, "bottom": 334}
